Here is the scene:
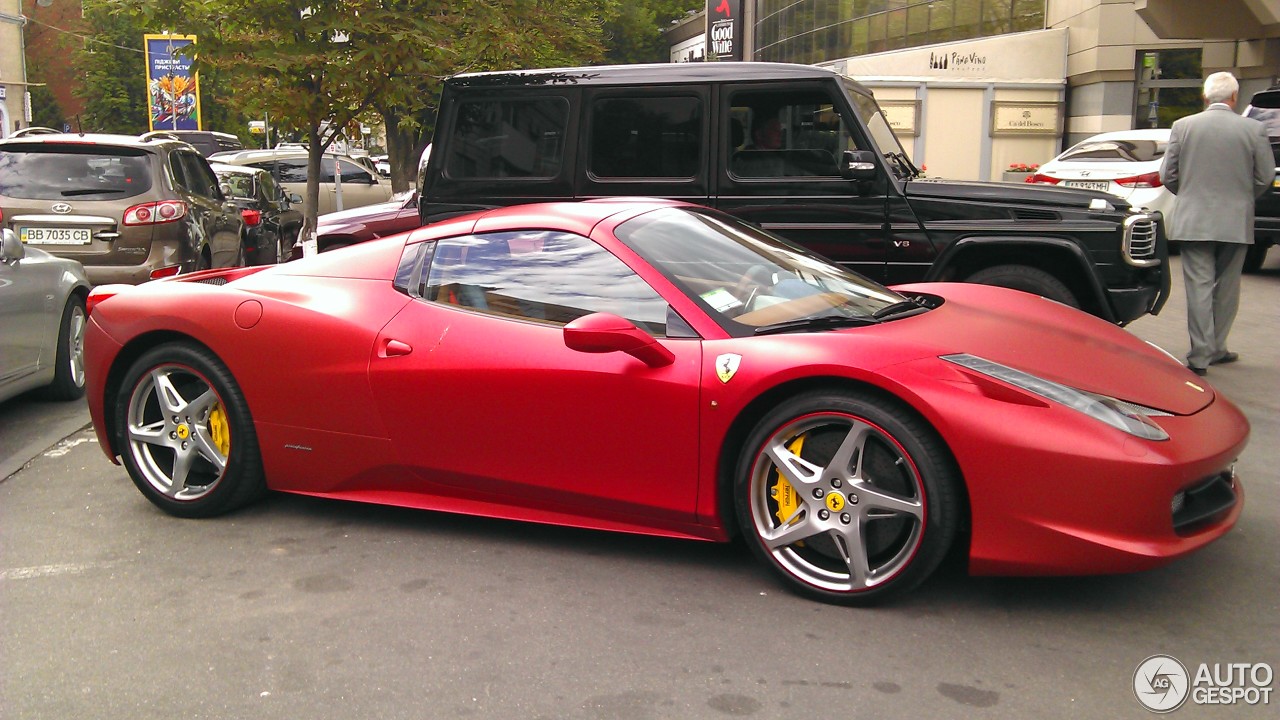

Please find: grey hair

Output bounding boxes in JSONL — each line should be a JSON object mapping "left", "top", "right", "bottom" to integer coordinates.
{"left": 1203, "top": 72, "right": 1239, "bottom": 104}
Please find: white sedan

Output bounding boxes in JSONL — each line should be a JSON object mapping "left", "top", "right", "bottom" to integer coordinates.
{"left": 1028, "top": 129, "right": 1175, "bottom": 216}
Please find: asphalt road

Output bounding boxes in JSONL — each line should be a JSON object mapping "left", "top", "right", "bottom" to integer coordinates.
{"left": 2, "top": 256, "right": 1277, "bottom": 719}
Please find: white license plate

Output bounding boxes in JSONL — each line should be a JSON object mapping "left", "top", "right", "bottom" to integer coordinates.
{"left": 19, "top": 227, "right": 92, "bottom": 245}
{"left": 1065, "top": 180, "right": 1112, "bottom": 192}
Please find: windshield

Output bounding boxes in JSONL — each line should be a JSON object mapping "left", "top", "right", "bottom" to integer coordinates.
{"left": 845, "top": 79, "right": 916, "bottom": 178}
{"left": 615, "top": 207, "right": 905, "bottom": 336}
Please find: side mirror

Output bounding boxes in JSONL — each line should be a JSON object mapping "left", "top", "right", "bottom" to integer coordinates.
{"left": 288, "top": 192, "right": 303, "bottom": 203}
{"left": 2, "top": 228, "right": 26, "bottom": 264}
{"left": 219, "top": 182, "right": 233, "bottom": 198}
{"left": 563, "top": 313, "right": 674, "bottom": 369}
{"left": 840, "top": 150, "right": 878, "bottom": 181}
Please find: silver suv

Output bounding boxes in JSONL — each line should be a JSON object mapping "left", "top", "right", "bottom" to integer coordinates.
{"left": 0, "top": 130, "right": 245, "bottom": 284}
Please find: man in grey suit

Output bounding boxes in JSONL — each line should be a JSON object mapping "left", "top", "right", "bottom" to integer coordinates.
{"left": 1160, "top": 72, "right": 1274, "bottom": 375}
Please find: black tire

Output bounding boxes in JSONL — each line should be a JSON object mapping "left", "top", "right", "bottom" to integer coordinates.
{"left": 735, "top": 390, "right": 960, "bottom": 605}
{"left": 965, "top": 264, "right": 1079, "bottom": 307}
{"left": 114, "top": 343, "right": 265, "bottom": 517}
{"left": 1243, "top": 244, "right": 1268, "bottom": 274}
{"left": 41, "top": 295, "right": 87, "bottom": 401}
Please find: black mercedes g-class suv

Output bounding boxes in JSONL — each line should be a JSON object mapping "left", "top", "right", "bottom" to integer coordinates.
{"left": 420, "top": 63, "right": 1168, "bottom": 324}
{"left": 1244, "top": 86, "right": 1280, "bottom": 273}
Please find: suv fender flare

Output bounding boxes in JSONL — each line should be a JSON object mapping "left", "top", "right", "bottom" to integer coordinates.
{"left": 927, "top": 235, "right": 1114, "bottom": 322}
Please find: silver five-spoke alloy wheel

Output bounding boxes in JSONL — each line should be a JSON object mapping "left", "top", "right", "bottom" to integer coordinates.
{"left": 126, "top": 363, "right": 230, "bottom": 502}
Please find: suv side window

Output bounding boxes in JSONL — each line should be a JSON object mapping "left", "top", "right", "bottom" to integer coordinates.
{"left": 178, "top": 151, "right": 220, "bottom": 199}
{"left": 420, "top": 230, "right": 669, "bottom": 335}
{"left": 249, "top": 159, "right": 308, "bottom": 184}
{"left": 588, "top": 96, "right": 701, "bottom": 179}
{"left": 444, "top": 97, "right": 569, "bottom": 179}
{"left": 729, "top": 89, "right": 863, "bottom": 179}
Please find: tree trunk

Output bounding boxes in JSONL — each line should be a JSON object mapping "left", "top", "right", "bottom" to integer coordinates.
{"left": 382, "top": 110, "right": 428, "bottom": 195}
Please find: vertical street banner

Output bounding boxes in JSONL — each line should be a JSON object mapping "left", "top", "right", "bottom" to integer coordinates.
{"left": 144, "top": 34, "right": 202, "bottom": 132}
{"left": 708, "top": 0, "right": 742, "bottom": 61}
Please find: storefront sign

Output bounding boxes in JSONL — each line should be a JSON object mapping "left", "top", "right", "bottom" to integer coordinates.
{"left": 991, "top": 102, "right": 1062, "bottom": 136}
{"left": 879, "top": 100, "right": 921, "bottom": 136}
{"left": 707, "top": 0, "right": 742, "bottom": 61}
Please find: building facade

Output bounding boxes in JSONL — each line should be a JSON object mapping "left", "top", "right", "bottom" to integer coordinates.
{"left": 1, "top": 0, "right": 28, "bottom": 137}
{"left": 674, "top": 0, "right": 1280, "bottom": 180}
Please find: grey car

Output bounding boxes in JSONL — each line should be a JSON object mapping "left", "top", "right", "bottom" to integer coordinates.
{"left": 0, "top": 228, "right": 91, "bottom": 404}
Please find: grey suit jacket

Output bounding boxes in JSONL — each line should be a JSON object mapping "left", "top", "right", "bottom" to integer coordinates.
{"left": 1159, "top": 104, "right": 1273, "bottom": 243}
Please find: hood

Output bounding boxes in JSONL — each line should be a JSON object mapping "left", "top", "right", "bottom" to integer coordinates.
{"left": 885, "top": 283, "right": 1212, "bottom": 415}
{"left": 317, "top": 195, "right": 410, "bottom": 229}
{"left": 904, "top": 177, "right": 1132, "bottom": 212}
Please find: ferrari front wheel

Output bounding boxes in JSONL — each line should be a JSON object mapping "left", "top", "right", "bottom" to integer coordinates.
{"left": 115, "top": 343, "right": 265, "bottom": 517}
{"left": 735, "top": 391, "right": 960, "bottom": 605}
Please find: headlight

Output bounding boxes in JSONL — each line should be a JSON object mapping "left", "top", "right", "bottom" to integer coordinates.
{"left": 942, "top": 354, "right": 1170, "bottom": 441}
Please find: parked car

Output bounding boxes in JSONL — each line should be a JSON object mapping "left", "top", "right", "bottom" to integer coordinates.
{"left": 0, "top": 132, "right": 245, "bottom": 284}
{"left": 420, "top": 63, "right": 1168, "bottom": 326}
{"left": 299, "top": 190, "right": 420, "bottom": 259}
{"left": 1243, "top": 86, "right": 1280, "bottom": 272}
{"left": 1, "top": 228, "right": 90, "bottom": 403}
{"left": 1027, "top": 129, "right": 1176, "bottom": 217}
{"left": 209, "top": 162, "right": 304, "bottom": 265}
{"left": 82, "top": 199, "right": 1245, "bottom": 606}
{"left": 161, "top": 130, "right": 244, "bottom": 158}
{"left": 211, "top": 148, "right": 393, "bottom": 216}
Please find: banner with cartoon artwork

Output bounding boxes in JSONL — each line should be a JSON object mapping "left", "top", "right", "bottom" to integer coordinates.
{"left": 144, "top": 34, "right": 202, "bottom": 132}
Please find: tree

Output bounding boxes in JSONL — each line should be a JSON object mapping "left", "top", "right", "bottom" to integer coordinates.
{"left": 604, "top": 0, "right": 703, "bottom": 64}
{"left": 75, "top": 2, "right": 150, "bottom": 133}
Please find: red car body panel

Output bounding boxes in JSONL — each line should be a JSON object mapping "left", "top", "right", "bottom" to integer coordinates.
{"left": 83, "top": 200, "right": 1248, "bottom": 577}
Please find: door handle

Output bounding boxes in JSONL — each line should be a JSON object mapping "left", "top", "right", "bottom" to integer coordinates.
{"left": 379, "top": 338, "right": 413, "bottom": 358}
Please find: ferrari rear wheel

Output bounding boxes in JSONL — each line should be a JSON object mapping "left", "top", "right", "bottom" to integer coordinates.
{"left": 116, "top": 343, "right": 265, "bottom": 517}
{"left": 736, "top": 391, "right": 959, "bottom": 605}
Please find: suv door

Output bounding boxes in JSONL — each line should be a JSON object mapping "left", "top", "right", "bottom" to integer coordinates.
{"left": 714, "top": 82, "right": 900, "bottom": 282}
{"left": 173, "top": 149, "right": 242, "bottom": 267}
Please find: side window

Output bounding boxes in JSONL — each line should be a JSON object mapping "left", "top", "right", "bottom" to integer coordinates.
{"left": 728, "top": 90, "right": 862, "bottom": 179}
{"left": 179, "top": 152, "right": 218, "bottom": 198}
{"left": 421, "top": 231, "right": 670, "bottom": 335}
{"left": 337, "top": 159, "right": 374, "bottom": 184}
{"left": 259, "top": 172, "right": 280, "bottom": 202}
{"left": 168, "top": 152, "right": 189, "bottom": 190}
{"left": 445, "top": 97, "right": 569, "bottom": 179}
{"left": 250, "top": 159, "right": 308, "bottom": 184}
{"left": 588, "top": 96, "right": 701, "bottom": 179}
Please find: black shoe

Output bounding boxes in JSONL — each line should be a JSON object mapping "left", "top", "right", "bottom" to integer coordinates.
{"left": 1187, "top": 365, "right": 1208, "bottom": 376}
{"left": 1210, "top": 352, "right": 1239, "bottom": 365}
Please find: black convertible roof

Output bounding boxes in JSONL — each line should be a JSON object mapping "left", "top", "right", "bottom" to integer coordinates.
{"left": 447, "top": 62, "right": 871, "bottom": 94}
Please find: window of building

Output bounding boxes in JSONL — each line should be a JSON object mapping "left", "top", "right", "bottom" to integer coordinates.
{"left": 1134, "top": 49, "right": 1204, "bottom": 129}
{"left": 753, "top": 0, "right": 1045, "bottom": 64}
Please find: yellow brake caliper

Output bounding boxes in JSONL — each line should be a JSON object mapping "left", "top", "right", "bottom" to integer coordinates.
{"left": 208, "top": 403, "right": 231, "bottom": 457}
{"left": 772, "top": 435, "right": 804, "bottom": 525}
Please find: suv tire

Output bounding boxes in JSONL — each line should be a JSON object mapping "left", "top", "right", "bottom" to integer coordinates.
{"left": 965, "top": 264, "right": 1078, "bottom": 307}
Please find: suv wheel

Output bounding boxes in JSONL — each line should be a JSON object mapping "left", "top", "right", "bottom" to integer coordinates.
{"left": 965, "top": 264, "right": 1078, "bottom": 307}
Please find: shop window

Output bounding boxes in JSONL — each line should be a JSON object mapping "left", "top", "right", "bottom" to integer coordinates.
{"left": 1134, "top": 49, "right": 1204, "bottom": 129}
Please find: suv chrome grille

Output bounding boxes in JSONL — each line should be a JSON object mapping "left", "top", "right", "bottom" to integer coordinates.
{"left": 1123, "top": 214, "right": 1160, "bottom": 267}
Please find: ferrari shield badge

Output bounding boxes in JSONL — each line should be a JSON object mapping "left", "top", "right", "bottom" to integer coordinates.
{"left": 716, "top": 353, "right": 742, "bottom": 384}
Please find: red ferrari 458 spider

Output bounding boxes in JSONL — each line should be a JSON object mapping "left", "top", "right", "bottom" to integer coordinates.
{"left": 83, "top": 199, "right": 1248, "bottom": 605}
